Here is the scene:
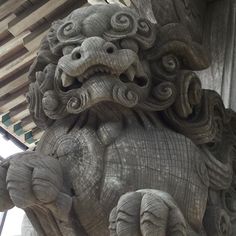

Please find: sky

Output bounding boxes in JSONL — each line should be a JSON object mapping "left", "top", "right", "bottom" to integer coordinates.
{"left": 0, "top": 133, "right": 25, "bottom": 236}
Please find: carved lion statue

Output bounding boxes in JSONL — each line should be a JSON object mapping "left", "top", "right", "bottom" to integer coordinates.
{"left": 1, "top": 3, "right": 236, "bottom": 236}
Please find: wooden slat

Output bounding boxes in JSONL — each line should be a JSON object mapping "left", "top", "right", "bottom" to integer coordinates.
{"left": 0, "top": 14, "right": 15, "bottom": 39}
{"left": 0, "top": 31, "right": 30, "bottom": 63}
{"left": 0, "top": 95, "right": 26, "bottom": 113}
{"left": 8, "top": 102, "right": 27, "bottom": 117}
{"left": 0, "top": 0, "right": 87, "bottom": 147}
{"left": 34, "top": 131, "right": 44, "bottom": 140}
{"left": 24, "top": 128, "right": 44, "bottom": 143}
{"left": 11, "top": 109, "right": 30, "bottom": 122}
{"left": 0, "top": 50, "right": 37, "bottom": 82}
{"left": 28, "top": 143, "right": 37, "bottom": 150}
{"left": 0, "top": 102, "right": 28, "bottom": 126}
{"left": 0, "top": 73, "right": 28, "bottom": 97}
{"left": 13, "top": 121, "right": 24, "bottom": 135}
{"left": 0, "top": 0, "right": 28, "bottom": 20}
{"left": 0, "top": 124, "right": 28, "bottom": 148}
{"left": 24, "top": 28, "right": 49, "bottom": 51}
{"left": 32, "top": 128, "right": 43, "bottom": 137}
{"left": 8, "top": 0, "right": 70, "bottom": 36}
{"left": 0, "top": 85, "right": 28, "bottom": 106}
{"left": 23, "top": 121, "right": 36, "bottom": 131}
{"left": 21, "top": 115, "right": 32, "bottom": 127}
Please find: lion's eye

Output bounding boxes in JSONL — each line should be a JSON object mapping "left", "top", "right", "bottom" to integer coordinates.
{"left": 62, "top": 45, "right": 76, "bottom": 55}
{"left": 58, "top": 21, "right": 77, "bottom": 40}
{"left": 63, "top": 22, "right": 75, "bottom": 36}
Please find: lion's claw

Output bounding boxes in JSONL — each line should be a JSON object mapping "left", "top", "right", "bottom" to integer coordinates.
{"left": 109, "top": 190, "right": 187, "bottom": 236}
{"left": 0, "top": 151, "right": 72, "bottom": 222}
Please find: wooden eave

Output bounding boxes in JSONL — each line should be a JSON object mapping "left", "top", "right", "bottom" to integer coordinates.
{"left": 0, "top": 0, "right": 86, "bottom": 148}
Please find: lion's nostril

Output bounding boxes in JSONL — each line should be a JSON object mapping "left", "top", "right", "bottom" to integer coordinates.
{"left": 71, "top": 50, "right": 82, "bottom": 60}
{"left": 106, "top": 47, "right": 114, "bottom": 54}
{"left": 74, "top": 52, "right": 81, "bottom": 59}
{"left": 133, "top": 77, "right": 148, "bottom": 87}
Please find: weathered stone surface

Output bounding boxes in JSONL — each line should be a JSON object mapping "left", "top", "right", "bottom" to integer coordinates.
{"left": 0, "top": 1, "right": 236, "bottom": 236}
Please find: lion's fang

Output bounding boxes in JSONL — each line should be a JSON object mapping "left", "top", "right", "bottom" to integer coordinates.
{"left": 124, "top": 66, "right": 136, "bottom": 81}
{"left": 61, "top": 72, "right": 74, "bottom": 87}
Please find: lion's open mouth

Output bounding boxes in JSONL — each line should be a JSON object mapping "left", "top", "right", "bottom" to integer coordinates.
{"left": 58, "top": 64, "right": 148, "bottom": 92}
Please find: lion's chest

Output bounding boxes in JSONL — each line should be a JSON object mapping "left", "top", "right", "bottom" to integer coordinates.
{"left": 39, "top": 123, "right": 209, "bottom": 231}
{"left": 100, "top": 127, "right": 209, "bottom": 230}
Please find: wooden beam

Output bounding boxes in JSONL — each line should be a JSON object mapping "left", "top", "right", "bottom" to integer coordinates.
{"left": 0, "top": 0, "right": 28, "bottom": 20}
{"left": 1, "top": 109, "right": 30, "bottom": 127}
{"left": 13, "top": 121, "right": 24, "bottom": 136}
{"left": 0, "top": 31, "right": 30, "bottom": 63}
{"left": 24, "top": 128, "right": 43, "bottom": 144}
{"left": 21, "top": 115, "right": 33, "bottom": 127}
{"left": 8, "top": 0, "right": 70, "bottom": 36}
{"left": 23, "top": 122, "right": 36, "bottom": 131}
{"left": 24, "top": 27, "right": 49, "bottom": 51}
{"left": 33, "top": 130, "right": 44, "bottom": 140}
{"left": 0, "top": 124, "right": 28, "bottom": 149}
{"left": 0, "top": 50, "right": 37, "bottom": 82}
{"left": 8, "top": 102, "right": 28, "bottom": 117}
{"left": 14, "top": 120, "right": 37, "bottom": 136}
{"left": 0, "top": 14, "right": 15, "bottom": 40}
{"left": 0, "top": 73, "right": 28, "bottom": 98}
{"left": 28, "top": 127, "right": 42, "bottom": 137}
{"left": 0, "top": 85, "right": 28, "bottom": 105}
{"left": 11, "top": 109, "right": 30, "bottom": 122}
{"left": 0, "top": 0, "right": 89, "bottom": 148}
{"left": 0, "top": 102, "right": 28, "bottom": 126}
{"left": 0, "top": 95, "right": 26, "bottom": 113}
{"left": 24, "top": 130, "right": 35, "bottom": 144}
{"left": 1, "top": 113, "right": 11, "bottom": 126}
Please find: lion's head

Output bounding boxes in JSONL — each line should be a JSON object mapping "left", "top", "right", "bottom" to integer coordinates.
{"left": 27, "top": 4, "right": 209, "bottom": 129}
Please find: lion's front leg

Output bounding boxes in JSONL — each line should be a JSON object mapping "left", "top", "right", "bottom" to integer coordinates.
{"left": 109, "top": 190, "right": 188, "bottom": 236}
{"left": 0, "top": 151, "right": 72, "bottom": 222}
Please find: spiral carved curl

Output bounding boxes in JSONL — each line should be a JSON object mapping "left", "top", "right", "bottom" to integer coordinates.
{"left": 104, "top": 10, "right": 156, "bottom": 49}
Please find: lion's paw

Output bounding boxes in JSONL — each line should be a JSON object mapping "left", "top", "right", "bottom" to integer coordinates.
{"left": 109, "top": 190, "right": 187, "bottom": 236}
{"left": 0, "top": 151, "right": 72, "bottom": 222}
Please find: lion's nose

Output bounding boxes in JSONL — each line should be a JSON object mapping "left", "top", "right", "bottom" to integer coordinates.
{"left": 70, "top": 36, "right": 117, "bottom": 61}
{"left": 71, "top": 48, "right": 82, "bottom": 60}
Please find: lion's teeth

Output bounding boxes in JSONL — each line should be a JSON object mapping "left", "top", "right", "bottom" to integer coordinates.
{"left": 61, "top": 72, "right": 74, "bottom": 87}
{"left": 84, "top": 72, "right": 90, "bottom": 78}
{"left": 77, "top": 76, "right": 83, "bottom": 83}
{"left": 135, "top": 61, "right": 145, "bottom": 77}
{"left": 88, "top": 70, "right": 94, "bottom": 76}
{"left": 125, "top": 66, "right": 136, "bottom": 81}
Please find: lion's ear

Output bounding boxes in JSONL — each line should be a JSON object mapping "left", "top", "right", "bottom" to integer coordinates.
{"left": 27, "top": 36, "right": 60, "bottom": 129}
{"left": 146, "top": 23, "right": 210, "bottom": 71}
{"left": 130, "top": 0, "right": 209, "bottom": 70}
{"left": 28, "top": 37, "right": 59, "bottom": 82}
